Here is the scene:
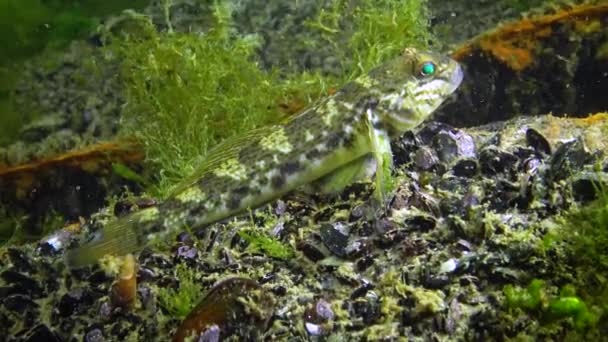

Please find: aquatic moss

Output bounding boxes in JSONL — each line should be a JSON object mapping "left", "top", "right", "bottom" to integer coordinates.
{"left": 507, "top": 178, "right": 608, "bottom": 334}
{"left": 504, "top": 279, "right": 546, "bottom": 311}
{"left": 111, "top": 4, "right": 332, "bottom": 197}
{"left": 157, "top": 263, "right": 203, "bottom": 319}
{"left": 561, "top": 184, "right": 608, "bottom": 270}
{"left": 0, "top": 98, "right": 27, "bottom": 147}
{"left": 556, "top": 179, "right": 608, "bottom": 328}
{"left": 113, "top": 1, "right": 433, "bottom": 197}
{"left": 503, "top": 279, "right": 599, "bottom": 331}
{"left": 111, "top": 162, "right": 149, "bottom": 187}
{"left": 238, "top": 229, "right": 294, "bottom": 260}
{"left": 306, "top": 0, "right": 433, "bottom": 79}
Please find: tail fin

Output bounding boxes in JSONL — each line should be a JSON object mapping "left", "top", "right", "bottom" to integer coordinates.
{"left": 65, "top": 208, "right": 158, "bottom": 268}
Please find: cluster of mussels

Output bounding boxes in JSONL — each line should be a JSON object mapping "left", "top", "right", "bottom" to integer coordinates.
{"left": 1, "top": 117, "right": 606, "bottom": 341}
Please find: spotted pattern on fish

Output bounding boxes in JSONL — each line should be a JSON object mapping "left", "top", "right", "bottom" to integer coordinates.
{"left": 65, "top": 48, "right": 463, "bottom": 267}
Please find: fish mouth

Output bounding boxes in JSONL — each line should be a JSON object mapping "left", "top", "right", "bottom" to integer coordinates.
{"left": 449, "top": 64, "right": 464, "bottom": 93}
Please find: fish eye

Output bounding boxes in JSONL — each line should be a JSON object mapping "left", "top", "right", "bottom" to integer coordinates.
{"left": 419, "top": 61, "right": 436, "bottom": 77}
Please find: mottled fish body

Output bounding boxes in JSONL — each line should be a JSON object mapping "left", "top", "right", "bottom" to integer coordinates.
{"left": 66, "top": 48, "right": 463, "bottom": 267}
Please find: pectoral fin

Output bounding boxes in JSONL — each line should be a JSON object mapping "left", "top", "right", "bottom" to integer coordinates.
{"left": 305, "top": 155, "right": 376, "bottom": 195}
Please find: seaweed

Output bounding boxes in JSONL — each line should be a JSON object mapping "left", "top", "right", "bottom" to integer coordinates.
{"left": 561, "top": 180, "right": 608, "bottom": 271}
{"left": 503, "top": 280, "right": 599, "bottom": 331}
{"left": 306, "top": 0, "right": 433, "bottom": 79}
{"left": 110, "top": 3, "right": 326, "bottom": 197}
{"left": 157, "top": 263, "right": 203, "bottom": 319}
{"left": 504, "top": 184, "right": 608, "bottom": 335}
{"left": 111, "top": 0, "right": 433, "bottom": 198}
{"left": 238, "top": 229, "right": 294, "bottom": 260}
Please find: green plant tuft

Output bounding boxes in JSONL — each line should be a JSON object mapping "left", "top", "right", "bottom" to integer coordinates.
{"left": 504, "top": 279, "right": 545, "bottom": 311}
{"left": 157, "top": 263, "right": 203, "bottom": 319}
{"left": 111, "top": 0, "right": 433, "bottom": 198}
{"left": 503, "top": 279, "right": 600, "bottom": 331}
{"left": 238, "top": 229, "right": 294, "bottom": 260}
{"left": 306, "top": 0, "right": 433, "bottom": 79}
{"left": 561, "top": 184, "right": 608, "bottom": 270}
{"left": 111, "top": 3, "right": 334, "bottom": 197}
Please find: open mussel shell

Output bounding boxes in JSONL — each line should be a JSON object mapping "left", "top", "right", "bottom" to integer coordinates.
{"left": 173, "top": 277, "right": 275, "bottom": 342}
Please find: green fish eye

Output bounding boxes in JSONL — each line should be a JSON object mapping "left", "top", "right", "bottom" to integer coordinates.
{"left": 420, "top": 62, "right": 436, "bottom": 76}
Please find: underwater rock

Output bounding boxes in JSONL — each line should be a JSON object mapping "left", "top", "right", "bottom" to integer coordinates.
{"left": 414, "top": 146, "right": 439, "bottom": 171}
{"left": 432, "top": 129, "right": 476, "bottom": 164}
{"left": 570, "top": 172, "right": 608, "bottom": 203}
{"left": 137, "top": 285, "right": 156, "bottom": 312}
{"left": 479, "top": 147, "right": 518, "bottom": 176}
{"left": 351, "top": 291, "right": 381, "bottom": 326}
{"left": 550, "top": 138, "right": 591, "bottom": 181}
{"left": 391, "top": 131, "right": 419, "bottom": 167}
{"left": 356, "top": 254, "right": 375, "bottom": 272}
{"left": 84, "top": 328, "right": 105, "bottom": 342}
{"left": 438, "top": 3, "right": 608, "bottom": 126}
{"left": 175, "top": 245, "right": 198, "bottom": 260}
{"left": 375, "top": 228, "right": 408, "bottom": 248}
{"left": 39, "top": 227, "right": 77, "bottom": 254}
{"left": 19, "top": 113, "right": 70, "bottom": 143}
{"left": 173, "top": 277, "right": 274, "bottom": 342}
{"left": 23, "top": 324, "right": 63, "bottom": 342}
{"left": 1, "top": 270, "right": 43, "bottom": 298}
{"left": 0, "top": 140, "right": 144, "bottom": 238}
{"left": 319, "top": 222, "right": 351, "bottom": 257}
{"left": 7, "top": 248, "right": 35, "bottom": 273}
{"left": 522, "top": 156, "right": 542, "bottom": 176}
{"left": 1, "top": 2, "right": 608, "bottom": 340}
{"left": 113, "top": 198, "right": 158, "bottom": 217}
{"left": 417, "top": 121, "right": 456, "bottom": 145}
{"left": 297, "top": 239, "right": 327, "bottom": 262}
{"left": 197, "top": 324, "right": 220, "bottom": 342}
{"left": 344, "top": 238, "right": 372, "bottom": 259}
{"left": 404, "top": 214, "right": 437, "bottom": 232}
{"left": 57, "top": 287, "right": 95, "bottom": 317}
{"left": 2, "top": 294, "right": 39, "bottom": 315}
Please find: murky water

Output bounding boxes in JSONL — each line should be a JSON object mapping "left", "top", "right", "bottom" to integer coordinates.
{"left": 1, "top": 1, "right": 607, "bottom": 341}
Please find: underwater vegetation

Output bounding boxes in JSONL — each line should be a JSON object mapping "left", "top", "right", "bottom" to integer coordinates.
{"left": 557, "top": 182, "right": 608, "bottom": 329}
{"left": 111, "top": 0, "right": 433, "bottom": 197}
{"left": 504, "top": 279, "right": 599, "bottom": 331}
{"left": 157, "top": 263, "right": 203, "bottom": 319}
{"left": 2, "top": 0, "right": 608, "bottom": 341}
{"left": 238, "top": 229, "right": 294, "bottom": 260}
{"left": 560, "top": 181, "right": 608, "bottom": 273}
{"left": 503, "top": 164, "right": 608, "bottom": 337}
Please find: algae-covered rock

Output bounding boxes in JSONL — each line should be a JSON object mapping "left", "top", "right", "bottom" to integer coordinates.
{"left": 1, "top": 1, "right": 608, "bottom": 341}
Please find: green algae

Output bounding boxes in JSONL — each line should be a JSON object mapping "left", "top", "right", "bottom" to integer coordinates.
{"left": 238, "top": 229, "right": 294, "bottom": 260}
{"left": 110, "top": 3, "right": 329, "bottom": 197}
{"left": 504, "top": 279, "right": 599, "bottom": 331}
{"left": 561, "top": 183, "right": 608, "bottom": 272}
{"left": 157, "top": 263, "right": 203, "bottom": 319}
{"left": 111, "top": 162, "right": 150, "bottom": 187}
{"left": 555, "top": 179, "right": 608, "bottom": 330}
{"left": 111, "top": 0, "right": 433, "bottom": 198}
{"left": 306, "top": 0, "right": 432, "bottom": 79}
